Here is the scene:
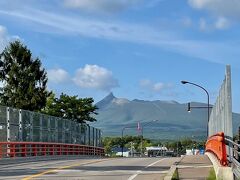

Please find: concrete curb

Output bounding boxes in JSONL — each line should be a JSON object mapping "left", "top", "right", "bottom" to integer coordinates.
{"left": 164, "top": 155, "right": 184, "bottom": 180}
{"left": 205, "top": 152, "right": 233, "bottom": 180}
{"left": 164, "top": 165, "right": 177, "bottom": 180}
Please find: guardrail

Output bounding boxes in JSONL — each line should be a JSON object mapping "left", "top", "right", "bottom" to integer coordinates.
{"left": 205, "top": 132, "right": 227, "bottom": 166}
{"left": 225, "top": 137, "right": 240, "bottom": 179}
{"left": 0, "top": 142, "right": 104, "bottom": 158}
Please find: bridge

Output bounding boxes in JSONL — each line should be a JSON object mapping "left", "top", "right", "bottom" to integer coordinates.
{"left": 0, "top": 65, "right": 239, "bottom": 179}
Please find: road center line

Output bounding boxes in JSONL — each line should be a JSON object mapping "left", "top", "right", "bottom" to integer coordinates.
{"left": 22, "top": 158, "right": 109, "bottom": 180}
{"left": 127, "top": 158, "right": 165, "bottom": 180}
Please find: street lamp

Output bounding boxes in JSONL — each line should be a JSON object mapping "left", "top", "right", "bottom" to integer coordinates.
{"left": 181, "top": 80, "right": 210, "bottom": 137}
{"left": 140, "top": 120, "right": 158, "bottom": 156}
{"left": 121, "top": 126, "right": 135, "bottom": 157}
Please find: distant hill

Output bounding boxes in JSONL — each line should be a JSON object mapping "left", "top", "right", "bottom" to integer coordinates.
{"left": 91, "top": 93, "right": 240, "bottom": 140}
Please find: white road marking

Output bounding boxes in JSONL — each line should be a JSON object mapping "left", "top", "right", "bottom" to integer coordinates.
{"left": 145, "top": 158, "right": 165, "bottom": 168}
{"left": 128, "top": 170, "right": 142, "bottom": 180}
{"left": 177, "top": 165, "right": 213, "bottom": 168}
{"left": 127, "top": 158, "right": 165, "bottom": 180}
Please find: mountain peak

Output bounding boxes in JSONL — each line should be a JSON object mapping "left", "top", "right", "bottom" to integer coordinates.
{"left": 105, "top": 92, "right": 115, "bottom": 100}
{"left": 96, "top": 92, "right": 116, "bottom": 109}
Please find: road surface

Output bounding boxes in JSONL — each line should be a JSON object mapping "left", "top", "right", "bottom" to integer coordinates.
{"left": 0, "top": 156, "right": 179, "bottom": 180}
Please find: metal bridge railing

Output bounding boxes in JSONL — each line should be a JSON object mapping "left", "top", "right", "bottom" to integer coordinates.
{"left": 0, "top": 141, "right": 104, "bottom": 158}
{"left": 0, "top": 105, "right": 104, "bottom": 158}
{"left": 224, "top": 137, "right": 240, "bottom": 179}
{"left": 206, "top": 132, "right": 240, "bottom": 178}
{"left": 0, "top": 105, "right": 102, "bottom": 147}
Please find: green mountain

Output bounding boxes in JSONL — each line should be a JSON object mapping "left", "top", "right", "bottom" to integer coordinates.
{"left": 91, "top": 93, "right": 240, "bottom": 140}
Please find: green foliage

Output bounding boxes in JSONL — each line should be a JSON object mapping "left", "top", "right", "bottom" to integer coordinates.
{"left": 103, "top": 136, "right": 152, "bottom": 155}
{"left": 207, "top": 168, "right": 216, "bottom": 180}
{"left": 171, "top": 169, "right": 179, "bottom": 180}
{"left": 42, "top": 93, "right": 98, "bottom": 123}
{"left": 103, "top": 137, "right": 120, "bottom": 155}
{"left": 0, "top": 41, "right": 50, "bottom": 111}
{"left": 103, "top": 135, "right": 205, "bottom": 156}
{"left": 164, "top": 138, "right": 205, "bottom": 155}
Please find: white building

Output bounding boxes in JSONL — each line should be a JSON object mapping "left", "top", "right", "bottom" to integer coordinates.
{"left": 146, "top": 146, "right": 168, "bottom": 157}
{"left": 116, "top": 151, "right": 130, "bottom": 157}
{"left": 186, "top": 149, "right": 200, "bottom": 155}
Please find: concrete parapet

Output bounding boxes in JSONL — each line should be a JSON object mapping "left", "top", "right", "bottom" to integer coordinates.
{"left": 164, "top": 155, "right": 184, "bottom": 180}
{"left": 206, "top": 152, "right": 233, "bottom": 180}
{"left": 164, "top": 165, "right": 177, "bottom": 180}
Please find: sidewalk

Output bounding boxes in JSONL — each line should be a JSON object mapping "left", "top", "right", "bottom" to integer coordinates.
{"left": 176, "top": 155, "right": 213, "bottom": 179}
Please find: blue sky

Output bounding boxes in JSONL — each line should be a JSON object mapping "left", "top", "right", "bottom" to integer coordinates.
{"left": 0, "top": 0, "right": 240, "bottom": 112}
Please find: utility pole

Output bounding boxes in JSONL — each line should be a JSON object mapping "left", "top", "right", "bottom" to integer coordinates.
{"left": 130, "top": 141, "right": 133, "bottom": 157}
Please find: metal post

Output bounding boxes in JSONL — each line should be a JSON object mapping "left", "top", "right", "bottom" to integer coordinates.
{"left": 141, "top": 128, "right": 143, "bottom": 157}
{"left": 69, "top": 121, "right": 71, "bottom": 144}
{"left": 98, "top": 129, "right": 100, "bottom": 147}
{"left": 40, "top": 114, "right": 42, "bottom": 142}
{"left": 207, "top": 92, "right": 210, "bottom": 138}
{"left": 55, "top": 118, "right": 58, "bottom": 143}
{"left": 18, "top": 110, "right": 22, "bottom": 141}
{"left": 100, "top": 130, "right": 103, "bottom": 147}
{"left": 6, "top": 107, "right": 10, "bottom": 142}
{"left": 47, "top": 115, "right": 50, "bottom": 142}
{"left": 181, "top": 81, "right": 210, "bottom": 138}
{"left": 93, "top": 127, "right": 95, "bottom": 147}
{"left": 62, "top": 119, "right": 65, "bottom": 143}
{"left": 88, "top": 125, "right": 91, "bottom": 146}
{"left": 30, "top": 113, "right": 33, "bottom": 141}
{"left": 95, "top": 129, "right": 98, "bottom": 147}
{"left": 83, "top": 124, "right": 86, "bottom": 145}
{"left": 93, "top": 128, "right": 95, "bottom": 155}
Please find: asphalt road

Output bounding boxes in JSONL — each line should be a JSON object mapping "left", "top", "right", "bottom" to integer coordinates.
{"left": 0, "top": 156, "right": 179, "bottom": 180}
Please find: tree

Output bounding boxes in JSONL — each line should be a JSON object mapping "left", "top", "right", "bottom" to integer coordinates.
{"left": 0, "top": 41, "right": 50, "bottom": 111}
{"left": 103, "top": 136, "right": 152, "bottom": 156}
{"left": 42, "top": 93, "right": 98, "bottom": 123}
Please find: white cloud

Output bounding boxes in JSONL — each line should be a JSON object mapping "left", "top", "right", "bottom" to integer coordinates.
{"left": 0, "top": 25, "right": 21, "bottom": 52}
{"left": 73, "top": 64, "right": 119, "bottom": 91}
{"left": 1, "top": 8, "right": 240, "bottom": 66}
{"left": 188, "top": 0, "right": 240, "bottom": 18}
{"left": 63, "top": 0, "right": 140, "bottom": 13}
{"left": 47, "top": 68, "right": 70, "bottom": 83}
{"left": 198, "top": 17, "right": 230, "bottom": 31}
{"left": 215, "top": 17, "right": 230, "bottom": 30}
{"left": 139, "top": 79, "right": 151, "bottom": 87}
{"left": 0, "top": 25, "right": 11, "bottom": 52}
{"left": 153, "top": 82, "right": 173, "bottom": 92}
{"left": 140, "top": 79, "right": 173, "bottom": 93}
{"left": 189, "top": 0, "right": 239, "bottom": 30}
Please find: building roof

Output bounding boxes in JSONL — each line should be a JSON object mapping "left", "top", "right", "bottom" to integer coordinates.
{"left": 146, "top": 146, "right": 168, "bottom": 151}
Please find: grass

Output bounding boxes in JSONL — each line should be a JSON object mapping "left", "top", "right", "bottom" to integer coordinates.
{"left": 207, "top": 168, "right": 216, "bottom": 180}
{"left": 171, "top": 168, "right": 179, "bottom": 180}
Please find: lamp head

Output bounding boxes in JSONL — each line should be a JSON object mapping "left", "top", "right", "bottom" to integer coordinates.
{"left": 187, "top": 102, "right": 191, "bottom": 113}
{"left": 181, "top": 80, "right": 188, "bottom": 84}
